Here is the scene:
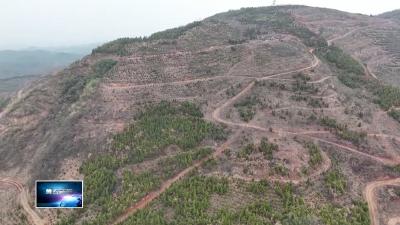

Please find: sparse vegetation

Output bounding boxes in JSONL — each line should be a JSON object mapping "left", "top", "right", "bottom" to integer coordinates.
{"left": 7, "top": 6, "right": 391, "bottom": 225}
{"left": 319, "top": 201, "right": 370, "bottom": 225}
{"left": 247, "top": 180, "right": 270, "bottom": 195}
{"left": 93, "top": 59, "right": 118, "bottom": 75}
{"left": 306, "top": 142, "right": 323, "bottom": 168}
{"left": 92, "top": 22, "right": 202, "bottom": 55}
{"left": 158, "top": 148, "right": 213, "bottom": 178}
{"left": 292, "top": 74, "right": 318, "bottom": 94}
{"left": 149, "top": 21, "right": 202, "bottom": 40}
{"left": 388, "top": 164, "right": 400, "bottom": 174}
{"left": 325, "top": 169, "right": 347, "bottom": 194}
{"left": 236, "top": 143, "right": 257, "bottom": 159}
{"left": 272, "top": 163, "right": 289, "bottom": 177}
{"left": 92, "top": 37, "right": 146, "bottom": 55}
{"left": 234, "top": 96, "right": 259, "bottom": 122}
{"left": 320, "top": 117, "right": 367, "bottom": 145}
{"left": 320, "top": 46, "right": 364, "bottom": 75}
{"left": 317, "top": 45, "right": 364, "bottom": 88}
{"left": 259, "top": 137, "right": 279, "bottom": 160}
{"left": 80, "top": 155, "right": 120, "bottom": 204}
{"left": 389, "top": 109, "right": 400, "bottom": 123}
{"left": 55, "top": 101, "right": 226, "bottom": 225}
{"left": 60, "top": 59, "right": 117, "bottom": 103}
{"left": 373, "top": 85, "right": 400, "bottom": 110}
{"left": 0, "top": 97, "right": 10, "bottom": 110}
{"left": 222, "top": 7, "right": 326, "bottom": 47}
{"left": 161, "top": 174, "right": 228, "bottom": 223}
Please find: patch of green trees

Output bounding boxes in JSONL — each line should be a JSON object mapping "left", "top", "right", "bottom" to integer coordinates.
{"left": 121, "top": 176, "right": 369, "bottom": 225}
{"left": 56, "top": 101, "right": 225, "bottom": 225}
{"left": 317, "top": 45, "right": 365, "bottom": 88}
{"left": 60, "top": 59, "right": 117, "bottom": 103}
{"left": 92, "top": 22, "right": 202, "bottom": 55}
{"left": 113, "top": 101, "right": 225, "bottom": 162}
{"left": 305, "top": 142, "right": 323, "bottom": 168}
{"left": 320, "top": 201, "right": 370, "bottom": 225}
{"left": 374, "top": 85, "right": 400, "bottom": 110}
{"left": 158, "top": 148, "right": 213, "bottom": 178}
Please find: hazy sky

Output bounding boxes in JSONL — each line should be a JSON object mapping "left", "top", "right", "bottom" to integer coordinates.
{"left": 1, "top": 0, "right": 399, "bottom": 50}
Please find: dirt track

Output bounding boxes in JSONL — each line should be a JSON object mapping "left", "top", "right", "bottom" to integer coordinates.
{"left": 110, "top": 131, "right": 240, "bottom": 225}
{"left": 111, "top": 31, "right": 400, "bottom": 224}
{"left": 364, "top": 178, "right": 400, "bottom": 225}
{"left": 0, "top": 178, "right": 46, "bottom": 225}
{"left": 388, "top": 218, "right": 400, "bottom": 225}
{"left": 110, "top": 47, "right": 323, "bottom": 225}
{"left": 328, "top": 29, "right": 400, "bottom": 225}
{"left": 3, "top": 28, "right": 399, "bottom": 225}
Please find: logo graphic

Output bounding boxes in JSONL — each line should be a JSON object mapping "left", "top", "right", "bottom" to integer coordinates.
{"left": 45, "top": 189, "right": 52, "bottom": 194}
{"left": 36, "top": 180, "right": 83, "bottom": 208}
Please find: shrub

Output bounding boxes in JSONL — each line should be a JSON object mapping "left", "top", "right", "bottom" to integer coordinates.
{"left": 317, "top": 45, "right": 365, "bottom": 88}
{"left": 161, "top": 175, "right": 229, "bottom": 223}
{"left": 113, "top": 101, "right": 225, "bottom": 162}
{"left": 158, "top": 148, "right": 213, "bottom": 178}
{"left": 319, "top": 46, "right": 364, "bottom": 75}
{"left": 259, "top": 138, "right": 279, "bottom": 160}
{"left": 374, "top": 85, "right": 400, "bottom": 110}
{"left": 0, "top": 97, "right": 10, "bottom": 110}
{"left": 319, "top": 201, "right": 370, "bottom": 225}
{"left": 234, "top": 96, "right": 259, "bottom": 122}
{"left": 247, "top": 180, "right": 270, "bottom": 195}
{"left": 325, "top": 169, "right": 347, "bottom": 194}
{"left": 92, "top": 37, "right": 146, "bottom": 55}
{"left": 272, "top": 163, "right": 289, "bottom": 177}
{"left": 149, "top": 21, "right": 202, "bottom": 40}
{"left": 306, "top": 142, "right": 323, "bottom": 168}
{"left": 60, "top": 59, "right": 117, "bottom": 103}
{"left": 237, "top": 143, "right": 257, "bottom": 159}
{"left": 389, "top": 109, "right": 400, "bottom": 122}
{"left": 320, "top": 117, "right": 366, "bottom": 145}
{"left": 92, "top": 59, "right": 118, "bottom": 75}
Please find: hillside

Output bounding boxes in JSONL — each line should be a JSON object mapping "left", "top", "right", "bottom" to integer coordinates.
{"left": 379, "top": 9, "right": 400, "bottom": 21}
{"left": 1, "top": 5, "right": 400, "bottom": 225}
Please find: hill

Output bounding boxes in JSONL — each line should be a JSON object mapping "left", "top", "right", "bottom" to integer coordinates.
{"left": 0, "top": 5, "right": 400, "bottom": 225}
{"left": 379, "top": 9, "right": 400, "bottom": 21}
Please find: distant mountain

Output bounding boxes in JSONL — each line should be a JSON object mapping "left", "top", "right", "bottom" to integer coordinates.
{"left": 379, "top": 9, "right": 400, "bottom": 20}
{"left": 27, "top": 43, "right": 101, "bottom": 55}
{"left": 0, "top": 47, "right": 96, "bottom": 79}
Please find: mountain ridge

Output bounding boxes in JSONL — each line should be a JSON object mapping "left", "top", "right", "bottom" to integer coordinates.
{"left": 1, "top": 5, "right": 400, "bottom": 225}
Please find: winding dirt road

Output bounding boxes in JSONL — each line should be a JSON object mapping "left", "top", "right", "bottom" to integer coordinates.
{"left": 364, "top": 178, "right": 400, "bottom": 225}
{"left": 3, "top": 28, "right": 398, "bottom": 225}
{"left": 111, "top": 30, "right": 400, "bottom": 224}
{"left": 111, "top": 46, "right": 327, "bottom": 224}
{"left": 0, "top": 178, "right": 46, "bottom": 225}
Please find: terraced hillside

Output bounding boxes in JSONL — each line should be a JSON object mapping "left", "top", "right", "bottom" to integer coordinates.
{"left": 0, "top": 5, "right": 400, "bottom": 225}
